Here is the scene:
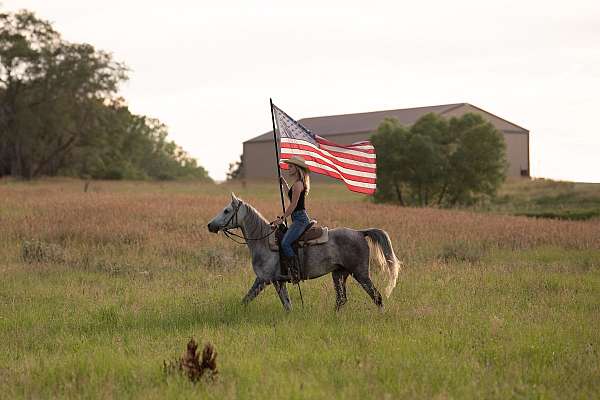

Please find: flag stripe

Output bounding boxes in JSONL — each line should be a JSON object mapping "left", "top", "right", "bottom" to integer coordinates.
{"left": 280, "top": 145, "right": 376, "bottom": 179}
{"left": 281, "top": 139, "right": 376, "bottom": 170}
{"left": 315, "top": 146, "right": 376, "bottom": 164}
{"left": 349, "top": 145, "right": 376, "bottom": 150}
{"left": 320, "top": 142, "right": 375, "bottom": 152}
{"left": 280, "top": 152, "right": 377, "bottom": 183}
{"left": 281, "top": 162, "right": 376, "bottom": 193}
{"left": 316, "top": 136, "right": 376, "bottom": 153}
{"left": 317, "top": 143, "right": 377, "bottom": 158}
{"left": 348, "top": 140, "right": 373, "bottom": 146}
{"left": 281, "top": 137, "right": 376, "bottom": 167}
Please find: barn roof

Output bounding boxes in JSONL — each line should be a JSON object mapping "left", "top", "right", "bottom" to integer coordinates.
{"left": 244, "top": 102, "right": 528, "bottom": 143}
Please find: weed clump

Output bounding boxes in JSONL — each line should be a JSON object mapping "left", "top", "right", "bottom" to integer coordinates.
{"left": 164, "top": 338, "right": 218, "bottom": 383}
{"left": 21, "top": 240, "right": 65, "bottom": 264}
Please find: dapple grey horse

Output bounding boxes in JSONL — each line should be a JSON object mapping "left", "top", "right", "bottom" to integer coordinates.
{"left": 207, "top": 193, "right": 401, "bottom": 311}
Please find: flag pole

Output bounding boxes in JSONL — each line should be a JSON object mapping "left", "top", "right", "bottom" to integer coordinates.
{"left": 270, "top": 98, "right": 304, "bottom": 307}
{"left": 270, "top": 98, "right": 287, "bottom": 224}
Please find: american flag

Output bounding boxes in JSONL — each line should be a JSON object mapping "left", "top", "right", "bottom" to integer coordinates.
{"left": 273, "top": 104, "right": 376, "bottom": 195}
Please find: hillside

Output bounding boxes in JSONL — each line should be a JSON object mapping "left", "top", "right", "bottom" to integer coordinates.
{"left": 486, "top": 178, "right": 600, "bottom": 220}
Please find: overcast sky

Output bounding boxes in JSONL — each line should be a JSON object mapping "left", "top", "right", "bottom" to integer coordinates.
{"left": 6, "top": 0, "right": 600, "bottom": 182}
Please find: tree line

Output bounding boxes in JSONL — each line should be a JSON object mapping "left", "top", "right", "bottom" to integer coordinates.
{"left": 0, "top": 10, "right": 210, "bottom": 181}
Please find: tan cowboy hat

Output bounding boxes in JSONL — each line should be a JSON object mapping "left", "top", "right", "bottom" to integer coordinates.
{"left": 282, "top": 156, "right": 310, "bottom": 172}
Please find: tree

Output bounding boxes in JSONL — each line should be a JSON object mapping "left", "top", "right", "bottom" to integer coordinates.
{"left": 0, "top": 10, "right": 127, "bottom": 178}
{"left": 444, "top": 113, "right": 507, "bottom": 206}
{"left": 62, "top": 99, "right": 211, "bottom": 181}
{"left": 371, "top": 113, "right": 507, "bottom": 207}
{"left": 226, "top": 154, "right": 244, "bottom": 181}
{"left": 0, "top": 9, "right": 211, "bottom": 181}
{"left": 370, "top": 119, "right": 411, "bottom": 205}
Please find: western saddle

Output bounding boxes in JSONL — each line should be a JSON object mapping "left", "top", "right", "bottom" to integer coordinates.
{"left": 297, "top": 220, "right": 323, "bottom": 243}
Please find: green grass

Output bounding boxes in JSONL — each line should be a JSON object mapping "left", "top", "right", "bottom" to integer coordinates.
{"left": 1, "top": 179, "right": 599, "bottom": 399}
{"left": 2, "top": 260, "right": 599, "bottom": 399}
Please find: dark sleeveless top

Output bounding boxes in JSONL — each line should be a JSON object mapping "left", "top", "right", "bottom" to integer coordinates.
{"left": 288, "top": 184, "right": 306, "bottom": 212}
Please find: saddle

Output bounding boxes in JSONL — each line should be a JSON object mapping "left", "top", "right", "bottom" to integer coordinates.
{"left": 269, "top": 220, "right": 329, "bottom": 252}
{"left": 298, "top": 220, "right": 325, "bottom": 242}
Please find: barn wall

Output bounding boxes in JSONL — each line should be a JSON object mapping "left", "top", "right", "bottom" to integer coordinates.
{"left": 504, "top": 132, "right": 530, "bottom": 176}
{"left": 243, "top": 141, "right": 276, "bottom": 179}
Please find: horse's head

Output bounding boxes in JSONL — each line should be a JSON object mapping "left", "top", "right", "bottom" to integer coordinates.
{"left": 207, "top": 192, "right": 243, "bottom": 233}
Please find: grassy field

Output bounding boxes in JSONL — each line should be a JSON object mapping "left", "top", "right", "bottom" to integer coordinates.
{"left": 485, "top": 178, "right": 600, "bottom": 220}
{"left": 1, "top": 178, "right": 599, "bottom": 399}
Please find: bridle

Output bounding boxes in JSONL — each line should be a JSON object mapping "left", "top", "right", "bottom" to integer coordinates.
{"left": 220, "top": 201, "right": 276, "bottom": 245}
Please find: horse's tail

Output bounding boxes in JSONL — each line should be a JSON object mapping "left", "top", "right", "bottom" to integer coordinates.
{"left": 360, "top": 229, "right": 402, "bottom": 298}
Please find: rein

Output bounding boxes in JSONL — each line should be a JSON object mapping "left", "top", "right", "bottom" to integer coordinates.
{"left": 221, "top": 201, "right": 276, "bottom": 245}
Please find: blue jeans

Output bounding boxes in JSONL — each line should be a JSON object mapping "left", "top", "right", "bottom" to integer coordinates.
{"left": 281, "top": 210, "right": 310, "bottom": 257}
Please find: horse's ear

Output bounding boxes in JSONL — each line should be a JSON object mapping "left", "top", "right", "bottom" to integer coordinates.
{"left": 231, "top": 192, "right": 239, "bottom": 204}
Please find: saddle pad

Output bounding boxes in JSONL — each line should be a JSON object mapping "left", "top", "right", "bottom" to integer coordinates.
{"left": 269, "top": 227, "right": 329, "bottom": 252}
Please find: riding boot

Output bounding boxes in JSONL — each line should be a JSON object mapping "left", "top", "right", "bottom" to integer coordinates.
{"left": 280, "top": 254, "right": 300, "bottom": 284}
{"left": 289, "top": 255, "right": 301, "bottom": 284}
{"left": 279, "top": 253, "right": 289, "bottom": 276}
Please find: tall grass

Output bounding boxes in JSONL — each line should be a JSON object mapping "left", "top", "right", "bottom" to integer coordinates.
{"left": 1, "top": 179, "right": 599, "bottom": 399}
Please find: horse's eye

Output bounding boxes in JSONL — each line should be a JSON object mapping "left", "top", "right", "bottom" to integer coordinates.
{"left": 224, "top": 209, "right": 229, "bottom": 214}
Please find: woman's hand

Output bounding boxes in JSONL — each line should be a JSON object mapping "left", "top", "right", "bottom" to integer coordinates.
{"left": 271, "top": 216, "right": 284, "bottom": 226}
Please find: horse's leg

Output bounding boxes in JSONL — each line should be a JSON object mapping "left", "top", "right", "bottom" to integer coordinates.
{"left": 332, "top": 269, "right": 350, "bottom": 311}
{"left": 242, "top": 278, "right": 269, "bottom": 305}
{"left": 273, "top": 280, "right": 292, "bottom": 312}
{"left": 353, "top": 271, "right": 383, "bottom": 309}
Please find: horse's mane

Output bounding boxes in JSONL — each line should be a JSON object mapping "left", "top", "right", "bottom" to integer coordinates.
{"left": 242, "top": 201, "right": 269, "bottom": 224}
{"left": 240, "top": 200, "right": 271, "bottom": 242}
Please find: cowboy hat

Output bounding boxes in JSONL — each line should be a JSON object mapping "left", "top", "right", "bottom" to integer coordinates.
{"left": 282, "top": 156, "right": 310, "bottom": 171}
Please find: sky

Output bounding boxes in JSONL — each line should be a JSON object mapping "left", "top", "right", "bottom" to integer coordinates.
{"left": 5, "top": 0, "right": 600, "bottom": 182}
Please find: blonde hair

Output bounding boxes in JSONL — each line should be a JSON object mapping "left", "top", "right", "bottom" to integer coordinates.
{"left": 298, "top": 167, "right": 310, "bottom": 195}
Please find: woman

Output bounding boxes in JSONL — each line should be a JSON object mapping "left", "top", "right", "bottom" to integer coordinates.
{"left": 272, "top": 156, "right": 311, "bottom": 280}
